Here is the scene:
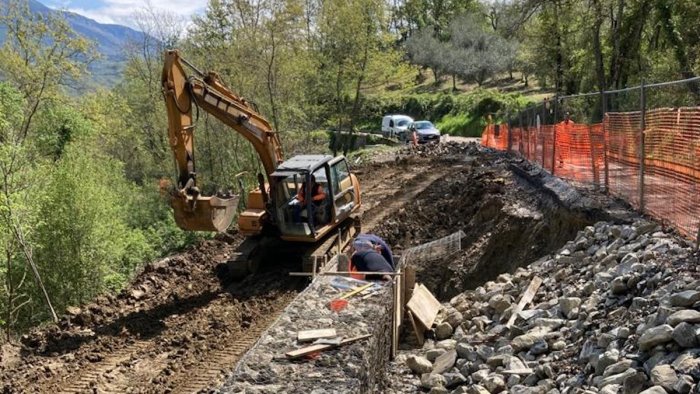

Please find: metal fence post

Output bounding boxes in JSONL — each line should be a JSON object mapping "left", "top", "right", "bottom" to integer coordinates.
{"left": 526, "top": 109, "right": 531, "bottom": 160}
{"left": 518, "top": 111, "right": 524, "bottom": 154}
{"left": 588, "top": 124, "right": 598, "bottom": 189}
{"left": 541, "top": 103, "right": 546, "bottom": 166}
{"left": 507, "top": 119, "right": 513, "bottom": 152}
{"left": 601, "top": 91, "right": 609, "bottom": 192}
{"left": 638, "top": 81, "right": 646, "bottom": 212}
{"left": 551, "top": 96, "right": 558, "bottom": 175}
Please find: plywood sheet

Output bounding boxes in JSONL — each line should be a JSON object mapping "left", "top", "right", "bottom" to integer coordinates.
{"left": 406, "top": 283, "right": 440, "bottom": 330}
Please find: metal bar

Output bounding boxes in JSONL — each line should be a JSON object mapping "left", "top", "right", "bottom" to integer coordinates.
{"left": 551, "top": 96, "right": 558, "bottom": 175}
{"left": 541, "top": 104, "right": 546, "bottom": 166}
{"left": 601, "top": 91, "right": 609, "bottom": 191}
{"left": 639, "top": 81, "right": 646, "bottom": 212}
{"left": 289, "top": 271, "right": 403, "bottom": 277}
{"left": 557, "top": 76, "right": 700, "bottom": 100}
{"left": 588, "top": 124, "right": 598, "bottom": 189}
{"left": 507, "top": 119, "right": 513, "bottom": 152}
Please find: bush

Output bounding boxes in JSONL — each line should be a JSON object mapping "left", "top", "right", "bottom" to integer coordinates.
{"left": 358, "top": 89, "right": 527, "bottom": 136}
{"left": 437, "top": 113, "right": 484, "bottom": 137}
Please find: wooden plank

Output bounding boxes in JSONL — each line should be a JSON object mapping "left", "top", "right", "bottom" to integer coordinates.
{"left": 285, "top": 334, "right": 372, "bottom": 359}
{"left": 403, "top": 266, "right": 416, "bottom": 308}
{"left": 339, "top": 283, "right": 373, "bottom": 300}
{"left": 407, "top": 310, "right": 425, "bottom": 346}
{"left": 297, "top": 329, "right": 337, "bottom": 343}
{"left": 392, "top": 274, "right": 401, "bottom": 359}
{"left": 506, "top": 276, "right": 543, "bottom": 327}
{"left": 406, "top": 283, "right": 440, "bottom": 330}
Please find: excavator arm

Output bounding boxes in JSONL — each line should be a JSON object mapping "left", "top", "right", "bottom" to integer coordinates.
{"left": 161, "top": 49, "right": 284, "bottom": 232}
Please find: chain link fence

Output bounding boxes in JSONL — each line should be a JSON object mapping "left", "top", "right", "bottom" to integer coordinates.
{"left": 482, "top": 77, "right": 700, "bottom": 240}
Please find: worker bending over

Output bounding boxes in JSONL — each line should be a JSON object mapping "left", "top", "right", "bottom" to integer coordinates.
{"left": 355, "top": 233, "right": 394, "bottom": 269}
{"left": 351, "top": 238, "right": 394, "bottom": 281}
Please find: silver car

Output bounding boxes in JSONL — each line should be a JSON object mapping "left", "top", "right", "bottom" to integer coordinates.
{"left": 403, "top": 120, "right": 441, "bottom": 144}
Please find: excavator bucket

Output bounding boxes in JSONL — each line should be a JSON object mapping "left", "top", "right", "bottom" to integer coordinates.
{"left": 171, "top": 195, "right": 239, "bottom": 232}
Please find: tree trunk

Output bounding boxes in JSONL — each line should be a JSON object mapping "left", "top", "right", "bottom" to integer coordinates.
{"left": 265, "top": 28, "right": 280, "bottom": 133}
{"left": 346, "top": 17, "right": 372, "bottom": 156}
{"left": 592, "top": 0, "right": 606, "bottom": 92}
{"left": 5, "top": 246, "right": 12, "bottom": 342}
{"left": 655, "top": 0, "right": 700, "bottom": 99}
{"left": 333, "top": 66, "right": 343, "bottom": 156}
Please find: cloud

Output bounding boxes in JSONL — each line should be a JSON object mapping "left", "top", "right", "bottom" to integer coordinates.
{"left": 65, "top": 0, "right": 209, "bottom": 29}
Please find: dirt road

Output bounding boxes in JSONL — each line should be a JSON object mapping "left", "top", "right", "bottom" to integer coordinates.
{"left": 0, "top": 144, "right": 464, "bottom": 393}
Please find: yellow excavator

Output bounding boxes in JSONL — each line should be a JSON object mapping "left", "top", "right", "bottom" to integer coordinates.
{"left": 161, "top": 50, "right": 362, "bottom": 274}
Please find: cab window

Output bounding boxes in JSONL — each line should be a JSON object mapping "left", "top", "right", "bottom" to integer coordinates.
{"left": 331, "top": 160, "right": 350, "bottom": 196}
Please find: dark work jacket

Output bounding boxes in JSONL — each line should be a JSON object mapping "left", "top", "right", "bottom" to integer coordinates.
{"left": 351, "top": 250, "right": 393, "bottom": 279}
{"left": 356, "top": 233, "right": 394, "bottom": 268}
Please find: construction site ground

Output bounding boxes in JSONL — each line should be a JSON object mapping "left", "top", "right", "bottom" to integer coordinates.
{"left": 2, "top": 141, "right": 698, "bottom": 393}
{"left": 0, "top": 143, "right": 464, "bottom": 393}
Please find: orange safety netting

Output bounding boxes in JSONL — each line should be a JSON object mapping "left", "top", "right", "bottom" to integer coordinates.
{"left": 481, "top": 109, "right": 700, "bottom": 239}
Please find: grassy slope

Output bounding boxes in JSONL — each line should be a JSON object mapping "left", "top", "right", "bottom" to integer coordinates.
{"left": 359, "top": 70, "right": 554, "bottom": 137}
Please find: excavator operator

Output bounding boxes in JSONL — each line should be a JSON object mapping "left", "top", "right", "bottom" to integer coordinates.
{"left": 292, "top": 175, "right": 327, "bottom": 223}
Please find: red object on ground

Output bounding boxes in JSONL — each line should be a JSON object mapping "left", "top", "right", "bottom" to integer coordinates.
{"left": 329, "top": 299, "right": 348, "bottom": 312}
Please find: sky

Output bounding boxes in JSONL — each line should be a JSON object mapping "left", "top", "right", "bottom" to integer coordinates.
{"left": 41, "top": 0, "right": 209, "bottom": 29}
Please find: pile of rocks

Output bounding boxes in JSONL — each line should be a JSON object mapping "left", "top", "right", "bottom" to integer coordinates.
{"left": 391, "top": 219, "right": 700, "bottom": 393}
{"left": 222, "top": 275, "right": 394, "bottom": 393}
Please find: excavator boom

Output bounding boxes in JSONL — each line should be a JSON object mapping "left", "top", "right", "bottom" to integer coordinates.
{"left": 161, "top": 50, "right": 284, "bottom": 232}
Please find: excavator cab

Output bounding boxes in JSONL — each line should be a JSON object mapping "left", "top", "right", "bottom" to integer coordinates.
{"left": 270, "top": 155, "right": 360, "bottom": 242}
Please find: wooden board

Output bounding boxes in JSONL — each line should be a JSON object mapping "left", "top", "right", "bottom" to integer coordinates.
{"left": 392, "top": 274, "right": 400, "bottom": 359}
{"left": 406, "top": 283, "right": 440, "bottom": 330}
{"left": 506, "top": 276, "right": 543, "bottom": 327}
{"left": 407, "top": 310, "right": 425, "bottom": 346}
{"left": 339, "top": 283, "right": 373, "bottom": 300}
{"left": 285, "top": 334, "right": 372, "bottom": 359}
{"left": 297, "top": 329, "right": 337, "bottom": 343}
{"left": 402, "top": 266, "right": 416, "bottom": 308}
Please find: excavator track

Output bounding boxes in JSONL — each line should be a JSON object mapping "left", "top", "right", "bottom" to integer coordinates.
{"left": 59, "top": 340, "right": 151, "bottom": 393}
{"left": 168, "top": 300, "right": 290, "bottom": 394}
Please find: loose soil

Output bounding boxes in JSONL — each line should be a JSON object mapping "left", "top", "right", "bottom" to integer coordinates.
{"left": 0, "top": 143, "right": 463, "bottom": 393}
{"left": 373, "top": 149, "right": 630, "bottom": 301}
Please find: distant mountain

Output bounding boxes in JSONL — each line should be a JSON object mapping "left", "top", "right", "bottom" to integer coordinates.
{"left": 1, "top": 0, "right": 153, "bottom": 88}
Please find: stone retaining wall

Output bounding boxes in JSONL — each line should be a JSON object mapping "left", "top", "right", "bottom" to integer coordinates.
{"left": 218, "top": 274, "right": 394, "bottom": 393}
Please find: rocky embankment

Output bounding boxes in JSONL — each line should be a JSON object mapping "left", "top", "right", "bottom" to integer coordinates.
{"left": 389, "top": 219, "right": 700, "bottom": 393}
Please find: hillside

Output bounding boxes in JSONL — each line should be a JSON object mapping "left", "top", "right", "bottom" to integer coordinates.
{"left": 0, "top": 0, "right": 150, "bottom": 87}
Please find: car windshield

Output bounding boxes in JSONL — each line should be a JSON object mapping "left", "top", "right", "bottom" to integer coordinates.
{"left": 397, "top": 119, "right": 411, "bottom": 127}
{"left": 414, "top": 121, "right": 433, "bottom": 129}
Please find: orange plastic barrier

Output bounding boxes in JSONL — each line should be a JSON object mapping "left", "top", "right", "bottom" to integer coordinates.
{"left": 481, "top": 108, "right": 700, "bottom": 239}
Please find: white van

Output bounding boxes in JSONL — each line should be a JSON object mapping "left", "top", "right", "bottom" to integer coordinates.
{"left": 381, "top": 115, "right": 414, "bottom": 138}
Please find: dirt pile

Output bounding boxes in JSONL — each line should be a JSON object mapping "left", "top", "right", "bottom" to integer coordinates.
{"left": 0, "top": 236, "right": 304, "bottom": 393}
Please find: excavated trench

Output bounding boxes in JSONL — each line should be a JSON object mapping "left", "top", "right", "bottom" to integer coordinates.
{"left": 373, "top": 155, "right": 619, "bottom": 302}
